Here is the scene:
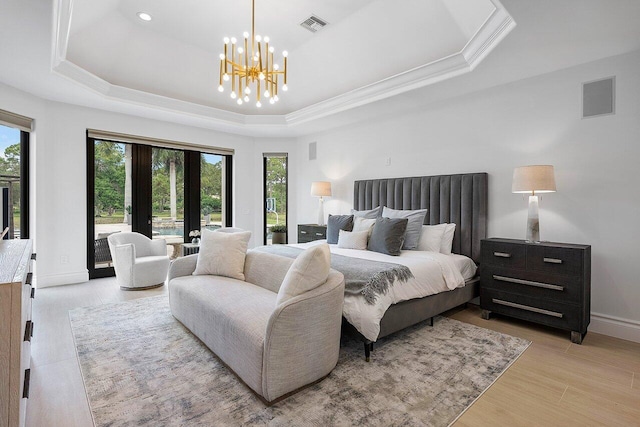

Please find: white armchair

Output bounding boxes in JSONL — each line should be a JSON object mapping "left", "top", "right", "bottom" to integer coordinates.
{"left": 107, "top": 232, "right": 171, "bottom": 290}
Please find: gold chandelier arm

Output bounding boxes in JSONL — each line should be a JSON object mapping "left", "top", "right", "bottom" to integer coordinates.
{"left": 226, "top": 60, "right": 245, "bottom": 69}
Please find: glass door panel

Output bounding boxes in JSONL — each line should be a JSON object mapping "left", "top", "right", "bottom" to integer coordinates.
{"left": 201, "top": 153, "right": 225, "bottom": 232}
{"left": 152, "top": 147, "right": 185, "bottom": 258}
{"left": 264, "top": 155, "right": 288, "bottom": 244}
{"left": 0, "top": 124, "right": 20, "bottom": 239}
{"left": 93, "top": 140, "right": 132, "bottom": 270}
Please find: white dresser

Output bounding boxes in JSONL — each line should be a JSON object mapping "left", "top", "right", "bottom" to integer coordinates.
{"left": 0, "top": 240, "right": 34, "bottom": 427}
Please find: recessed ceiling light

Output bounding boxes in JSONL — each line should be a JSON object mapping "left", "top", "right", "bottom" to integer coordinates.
{"left": 137, "top": 12, "right": 152, "bottom": 22}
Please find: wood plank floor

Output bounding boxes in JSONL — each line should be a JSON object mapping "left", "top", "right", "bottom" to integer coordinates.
{"left": 26, "top": 278, "right": 640, "bottom": 426}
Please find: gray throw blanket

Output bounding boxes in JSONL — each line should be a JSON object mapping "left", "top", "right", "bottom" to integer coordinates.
{"left": 254, "top": 246, "right": 414, "bottom": 305}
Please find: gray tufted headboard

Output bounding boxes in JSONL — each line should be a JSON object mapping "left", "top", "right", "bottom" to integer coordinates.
{"left": 353, "top": 173, "right": 488, "bottom": 263}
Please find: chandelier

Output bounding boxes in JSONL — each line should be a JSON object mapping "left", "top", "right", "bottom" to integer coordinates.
{"left": 217, "top": 0, "right": 288, "bottom": 108}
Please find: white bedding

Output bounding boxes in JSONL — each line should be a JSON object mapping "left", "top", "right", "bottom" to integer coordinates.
{"left": 290, "top": 240, "right": 477, "bottom": 341}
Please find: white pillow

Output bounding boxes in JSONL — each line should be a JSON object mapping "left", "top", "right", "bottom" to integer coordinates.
{"left": 352, "top": 216, "right": 376, "bottom": 237}
{"left": 276, "top": 243, "right": 331, "bottom": 306}
{"left": 337, "top": 229, "right": 369, "bottom": 250}
{"left": 440, "top": 223, "right": 456, "bottom": 254}
{"left": 193, "top": 229, "right": 251, "bottom": 280}
{"left": 417, "top": 224, "right": 447, "bottom": 252}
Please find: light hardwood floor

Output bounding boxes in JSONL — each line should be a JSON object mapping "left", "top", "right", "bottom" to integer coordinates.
{"left": 27, "top": 278, "right": 640, "bottom": 426}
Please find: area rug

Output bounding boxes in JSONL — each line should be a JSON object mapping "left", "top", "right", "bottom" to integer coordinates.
{"left": 69, "top": 296, "right": 530, "bottom": 427}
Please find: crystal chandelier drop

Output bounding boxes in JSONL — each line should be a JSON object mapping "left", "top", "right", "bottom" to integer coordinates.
{"left": 217, "top": 0, "right": 288, "bottom": 108}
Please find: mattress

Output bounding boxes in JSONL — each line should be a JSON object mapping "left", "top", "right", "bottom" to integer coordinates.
{"left": 291, "top": 240, "right": 477, "bottom": 341}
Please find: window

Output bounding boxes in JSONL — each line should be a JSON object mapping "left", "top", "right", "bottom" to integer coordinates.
{"left": 0, "top": 121, "right": 30, "bottom": 240}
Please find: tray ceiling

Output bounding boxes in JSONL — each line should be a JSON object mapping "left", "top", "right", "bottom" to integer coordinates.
{"left": 54, "top": 0, "right": 514, "bottom": 128}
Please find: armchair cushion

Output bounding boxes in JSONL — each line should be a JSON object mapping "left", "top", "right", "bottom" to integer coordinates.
{"left": 275, "top": 243, "right": 331, "bottom": 306}
{"left": 193, "top": 229, "right": 251, "bottom": 280}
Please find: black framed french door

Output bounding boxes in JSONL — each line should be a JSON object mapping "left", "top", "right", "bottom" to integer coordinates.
{"left": 263, "top": 153, "right": 288, "bottom": 245}
{"left": 87, "top": 133, "right": 233, "bottom": 279}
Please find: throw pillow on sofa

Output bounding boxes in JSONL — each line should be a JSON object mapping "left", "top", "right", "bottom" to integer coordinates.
{"left": 193, "top": 228, "right": 251, "bottom": 280}
{"left": 276, "top": 243, "right": 331, "bottom": 306}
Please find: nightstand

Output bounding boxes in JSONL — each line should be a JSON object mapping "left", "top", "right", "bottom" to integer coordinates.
{"left": 480, "top": 238, "right": 591, "bottom": 344}
{"left": 181, "top": 243, "right": 201, "bottom": 256}
{"left": 297, "top": 224, "right": 327, "bottom": 243}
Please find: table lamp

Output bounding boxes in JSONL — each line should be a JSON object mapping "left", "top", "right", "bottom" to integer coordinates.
{"left": 512, "top": 165, "right": 556, "bottom": 243}
{"left": 310, "top": 181, "right": 332, "bottom": 226}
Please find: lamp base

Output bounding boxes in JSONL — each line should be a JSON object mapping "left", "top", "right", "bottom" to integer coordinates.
{"left": 526, "top": 195, "right": 540, "bottom": 243}
{"left": 317, "top": 197, "right": 325, "bottom": 226}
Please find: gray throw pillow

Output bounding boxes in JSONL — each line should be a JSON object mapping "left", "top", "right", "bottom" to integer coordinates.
{"left": 367, "top": 217, "right": 409, "bottom": 256}
{"left": 326, "top": 214, "right": 354, "bottom": 244}
{"left": 351, "top": 206, "right": 382, "bottom": 219}
{"left": 382, "top": 207, "right": 428, "bottom": 250}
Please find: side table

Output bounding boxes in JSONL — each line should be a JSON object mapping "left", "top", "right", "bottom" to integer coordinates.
{"left": 181, "top": 243, "right": 201, "bottom": 256}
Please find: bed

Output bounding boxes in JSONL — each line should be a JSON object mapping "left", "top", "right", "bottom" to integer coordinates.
{"left": 260, "top": 172, "right": 488, "bottom": 360}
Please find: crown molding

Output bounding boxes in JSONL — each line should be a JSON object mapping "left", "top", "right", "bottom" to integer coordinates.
{"left": 51, "top": 0, "right": 515, "bottom": 135}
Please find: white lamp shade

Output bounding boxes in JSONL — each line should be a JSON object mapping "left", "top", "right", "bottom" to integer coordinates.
{"left": 310, "top": 181, "right": 332, "bottom": 197}
{"left": 512, "top": 165, "right": 557, "bottom": 194}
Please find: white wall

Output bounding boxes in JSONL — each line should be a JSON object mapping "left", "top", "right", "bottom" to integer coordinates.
{"left": 295, "top": 50, "right": 640, "bottom": 342}
{"left": 0, "top": 82, "right": 297, "bottom": 287}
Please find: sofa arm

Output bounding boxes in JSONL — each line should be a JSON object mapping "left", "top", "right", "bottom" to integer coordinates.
{"left": 262, "top": 271, "right": 345, "bottom": 402}
{"left": 168, "top": 254, "right": 198, "bottom": 281}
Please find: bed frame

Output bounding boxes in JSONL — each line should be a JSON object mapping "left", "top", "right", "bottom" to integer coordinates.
{"left": 347, "top": 172, "right": 488, "bottom": 360}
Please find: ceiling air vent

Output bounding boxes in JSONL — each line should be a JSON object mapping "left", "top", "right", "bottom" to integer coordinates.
{"left": 300, "top": 15, "right": 328, "bottom": 33}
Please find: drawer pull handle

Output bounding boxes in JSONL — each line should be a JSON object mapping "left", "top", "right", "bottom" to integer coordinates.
{"left": 493, "top": 275, "right": 564, "bottom": 292}
{"left": 493, "top": 252, "right": 511, "bottom": 258}
{"left": 24, "top": 320, "right": 33, "bottom": 342}
{"left": 315, "top": 233, "right": 324, "bottom": 236}
{"left": 300, "top": 231, "right": 307, "bottom": 234}
{"left": 492, "top": 298, "right": 564, "bottom": 318}
{"left": 544, "top": 257, "right": 563, "bottom": 264}
{"left": 23, "top": 369, "right": 31, "bottom": 399}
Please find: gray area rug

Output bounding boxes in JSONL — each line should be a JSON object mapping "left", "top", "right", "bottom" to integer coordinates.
{"left": 69, "top": 296, "right": 530, "bottom": 427}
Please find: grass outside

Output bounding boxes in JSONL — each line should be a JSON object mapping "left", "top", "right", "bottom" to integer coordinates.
{"left": 266, "top": 212, "right": 286, "bottom": 227}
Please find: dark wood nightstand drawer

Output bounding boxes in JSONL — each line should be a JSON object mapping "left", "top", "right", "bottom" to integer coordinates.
{"left": 480, "top": 238, "right": 591, "bottom": 343}
{"left": 481, "top": 266, "right": 582, "bottom": 303}
{"left": 526, "top": 245, "right": 583, "bottom": 277}
{"left": 298, "top": 224, "right": 327, "bottom": 243}
{"left": 481, "top": 240, "right": 526, "bottom": 269}
{"left": 480, "top": 288, "right": 582, "bottom": 332}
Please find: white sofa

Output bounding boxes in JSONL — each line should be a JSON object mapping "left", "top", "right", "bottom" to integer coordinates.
{"left": 168, "top": 250, "right": 345, "bottom": 403}
{"left": 108, "top": 232, "right": 170, "bottom": 290}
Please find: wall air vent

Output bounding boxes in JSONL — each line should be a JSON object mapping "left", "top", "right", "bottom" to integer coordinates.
{"left": 300, "top": 15, "right": 328, "bottom": 33}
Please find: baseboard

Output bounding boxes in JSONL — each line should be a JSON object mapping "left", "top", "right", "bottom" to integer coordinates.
{"left": 36, "top": 271, "right": 89, "bottom": 288}
{"left": 590, "top": 312, "right": 640, "bottom": 344}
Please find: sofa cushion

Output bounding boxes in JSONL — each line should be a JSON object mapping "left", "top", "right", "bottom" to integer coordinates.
{"left": 275, "top": 243, "right": 331, "bottom": 306}
{"left": 169, "top": 275, "right": 276, "bottom": 395}
{"left": 193, "top": 229, "right": 251, "bottom": 280}
{"left": 244, "top": 251, "right": 294, "bottom": 293}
